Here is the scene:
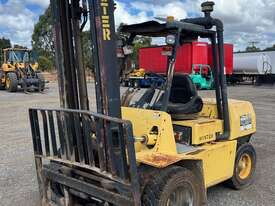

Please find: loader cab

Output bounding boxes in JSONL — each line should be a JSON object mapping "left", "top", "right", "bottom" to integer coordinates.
{"left": 4, "top": 48, "right": 37, "bottom": 64}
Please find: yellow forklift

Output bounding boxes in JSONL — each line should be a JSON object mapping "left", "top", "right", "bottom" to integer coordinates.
{"left": 29, "top": 1, "right": 256, "bottom": 205}
{"left": 0, "top": 48, "right": 45, "bottom": 92}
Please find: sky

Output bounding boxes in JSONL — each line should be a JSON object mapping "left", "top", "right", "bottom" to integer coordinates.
{"left": 0, "top": 0, "right": 274, "bottom": 51}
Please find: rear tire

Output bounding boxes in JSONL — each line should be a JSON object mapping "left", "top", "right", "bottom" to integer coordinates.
{"left": 226, "top": 143, "right": 256, "bottom": 190}
{"left": 6, "top": 72, "right": 18, "bottom": 92}
{"left": 142, "top": 166, "right": 204, "bottom": 206}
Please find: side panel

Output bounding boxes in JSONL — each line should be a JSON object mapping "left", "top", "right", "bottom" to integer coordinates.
{"left": 174, "top": 118, "right": 223, "bottom": 145}
{"left": 199, "top": 141, "right": 237, "bottom": 187}
{"left": 121, "top": 107, "right": 177, "bottom": 155}
{"left": 200, "top": 98, "right": 256, "bottom": 140}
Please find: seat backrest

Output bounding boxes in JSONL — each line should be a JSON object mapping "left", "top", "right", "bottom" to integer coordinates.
{"left": 169, "top": 74, "right": 198, "bottom": 104}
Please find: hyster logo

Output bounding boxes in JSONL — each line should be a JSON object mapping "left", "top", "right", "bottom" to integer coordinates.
{"left": 101, "top": 0, "right": 111, "bottom": 41}
{"left": 199, "top": 134, "right": 213, "bottom": 142}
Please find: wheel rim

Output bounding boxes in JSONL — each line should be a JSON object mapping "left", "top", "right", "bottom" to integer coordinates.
{"left": 6, "top": 78, "right": 10, "bottom": 89}
{"left": 238, "top": 153, "right": 252, "bottom": 179}
{"left": 166, "top": 185, "right": 194, "bottom": 206}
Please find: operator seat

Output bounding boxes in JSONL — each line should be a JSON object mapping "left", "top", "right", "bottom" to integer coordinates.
{"left": 157, "top": 74, "right": 203, "bottom": 120}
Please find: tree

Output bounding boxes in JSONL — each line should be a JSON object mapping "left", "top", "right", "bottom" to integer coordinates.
{"left": 81, "top": 31, "right": 94, "bottom": 70}
{"left": 263, "top": 44, "right": 275, "bottom": 51}
{"left": 38, "top": 56, "right": 54, "bottom": 71}
{"left": 0, "top": 37, "right": 11, "bottom": 62}
{"left": 245, "top": 46, "right": 261, "bottom": 52}
{"left": 13, "top": 44, "right": 28, "bottom": 49}
{"left": 32, "top": 6, "right": 94, "bottom": 71}
{"left": 130, "top": 36, "right": 152, "bottom": 68}
{"left": 32, "top": 7, "right": 54, "bottom": 61}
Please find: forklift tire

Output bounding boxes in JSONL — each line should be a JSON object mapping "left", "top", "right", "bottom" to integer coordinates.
{"left": 6, "top": 72, "right": 18, "bottom": 92}
{"left": 142, "top": 166, "right": 204, "bottom": 206}
{"left": 226, "top": 143, "right": 256, "bottom": 190}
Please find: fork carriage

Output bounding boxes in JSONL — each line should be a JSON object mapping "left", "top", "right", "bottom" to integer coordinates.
{"left": 29, "top": 108, "right": 141, "bottom": 205}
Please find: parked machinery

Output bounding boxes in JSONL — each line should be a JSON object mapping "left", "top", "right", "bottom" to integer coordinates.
{"left": 190, "top": 64, "right": 214, "bottom": 90}
{"left": 0, "top": 48, "right": 45, "bottom": 92}
{"left": 231, "top": 51, "right": 275, "bottom": 84}
{"left": 29, "top": 1, "right": 257, "bottom": 206}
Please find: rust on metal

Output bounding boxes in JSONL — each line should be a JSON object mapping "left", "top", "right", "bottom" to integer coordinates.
{"left": 140, "top": 153, "right": 182, "bottom": 168}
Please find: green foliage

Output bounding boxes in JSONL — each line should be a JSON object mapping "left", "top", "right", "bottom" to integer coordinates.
{"left": 38, "top": 56, "right": 53, "bottom": 71}
{"left": 245, "top": 46, "right": 261, "bottom": 52}
{"left": 32, "top": 7, "right": 54, "bottom": 69}
{"left": 0, "top": 37, "right": 11, "bottom": 62}
{"left": 31, "top": 6, "right": 93, "bottom": 72}
{"left": 263, "top": 44, "right": 275, "bottom": 51}
{"left": 81, "top": 31, "right": 94, "bottom": 70}
{"left": 13, "top": 44, "right": 28, "bottom": 49}
{"left": 130, "top": 36, "right": 152, "bottom": 68}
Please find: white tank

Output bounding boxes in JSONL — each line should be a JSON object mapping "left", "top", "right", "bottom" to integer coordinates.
{"left": 234, "top": 52, "right": 273, "bottom": 75}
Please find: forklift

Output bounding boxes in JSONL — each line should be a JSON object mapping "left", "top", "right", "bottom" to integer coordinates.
{"left": 29, "top": 1, "right": 256, "bottom": 206}
{"left": 190, "top": 64, "right": 214, "bottom": 90}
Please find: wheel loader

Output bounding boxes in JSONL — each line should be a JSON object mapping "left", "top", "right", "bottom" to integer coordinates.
{"left": 0, "top": 48, "right": 45, "bottom": 92}
{"left": 29, "top": 1, "right": 256, "bottom": 206}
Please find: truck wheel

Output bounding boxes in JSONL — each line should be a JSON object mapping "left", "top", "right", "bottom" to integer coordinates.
{"left": 142, "top": 166, "right": 204, "bottom": 206}
{"left": 226, "top": 143, "right": 256, "bottom": 190}
{"left": 36, "top": 73, "right": 45, "bottom": 91}
{"left": 6, "top": 72, "right": 18, "bottom": 92}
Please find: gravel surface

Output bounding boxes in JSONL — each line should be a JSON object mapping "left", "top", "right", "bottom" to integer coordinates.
{"left": 0, "top": 83, "right": 274, "bottom": 206}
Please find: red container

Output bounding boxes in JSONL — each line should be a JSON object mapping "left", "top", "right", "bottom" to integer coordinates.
{"left": 207, "top": 43, "right": 233, "bottom": 75}
{"left": 139, "top": 42, "right": 209, "bottom": 74}
{"left": 139, "top": 42, "right": 233, "bottom": 75}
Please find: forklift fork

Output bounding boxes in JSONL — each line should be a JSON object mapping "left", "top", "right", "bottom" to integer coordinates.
{"left": 29, "top": 108, "right": 141, "bottom": 206}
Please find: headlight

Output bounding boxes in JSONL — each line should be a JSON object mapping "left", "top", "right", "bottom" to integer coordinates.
{"left": 166, "top": 35, "right": 176, "bottom": 45}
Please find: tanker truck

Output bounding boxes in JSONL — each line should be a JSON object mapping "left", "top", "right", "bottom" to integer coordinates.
{"left": 231, "top": 51, "right": 275, "bottom": 85}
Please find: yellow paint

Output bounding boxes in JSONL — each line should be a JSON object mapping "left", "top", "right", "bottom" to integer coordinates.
{"left": 238, "top": 153, "right": 252, "bottom": 179}
{"left": 122, "top": 107, "right": 177, "bottom": 155}
{"left": 128, "top": 68, "right": 146, "bottom": 78}
{"left": 121, "top": 96, "right": 256, "bottom": 188}
{"left": 173, "top": 118, "right": 223, "bottom": 145}
{"left": 200, "top": 98, "right": 256, "bottom": 140}
{"left": 1, "top": 48, "right": 40, "bottom": 89}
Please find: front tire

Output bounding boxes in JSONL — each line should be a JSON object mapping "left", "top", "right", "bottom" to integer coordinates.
{"left": 142, "top": 166, "right": 204, "bottom": 206}
{"left": 6, "top": 72, "right": 18, "bottom": 92}
{"left": 36, "top": 72, "right": 45, "bottom": 91}
{"left": 226, "top": 143, "right": 256, "bottom": 190}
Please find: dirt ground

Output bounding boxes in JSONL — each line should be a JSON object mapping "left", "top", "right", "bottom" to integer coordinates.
{"left": 0, "top": 83, "right": 275, "bottom": 206}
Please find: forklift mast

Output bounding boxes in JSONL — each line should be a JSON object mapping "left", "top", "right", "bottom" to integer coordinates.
{"left": 29, "top": 0, "right": 141, "bottom": 205}
{"left": 52, "top": 0, "right": 121, "bottom": 118}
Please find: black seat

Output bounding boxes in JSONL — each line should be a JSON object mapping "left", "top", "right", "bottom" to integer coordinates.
{"left": 168, "top": 74, "right": 203, "bottom": 119}
{"left": 155, "top": 74, "right": 203, "bottom": 120}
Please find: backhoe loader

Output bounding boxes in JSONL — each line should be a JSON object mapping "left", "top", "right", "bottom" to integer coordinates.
{"left": 0, "top": 48, "right": 45, "bottom": 92}
{"left": 29, "top": 1, "right": 256, "bottom": 205}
